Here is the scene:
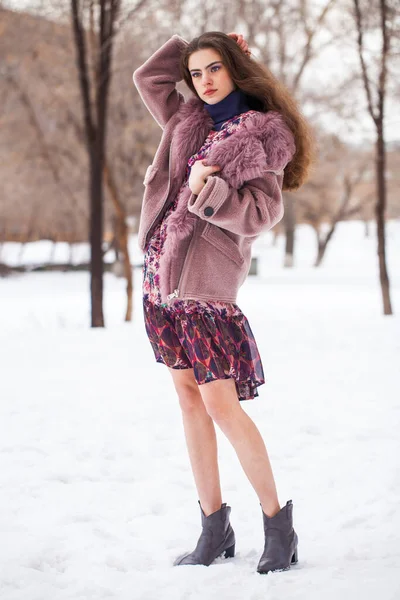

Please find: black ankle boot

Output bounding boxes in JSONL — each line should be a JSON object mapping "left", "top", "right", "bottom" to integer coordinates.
{"left": 173, "top": 501, "right": 236, "bottom": 566}
{"left": 257, "top": 499, "right": 298, "bottom": 574}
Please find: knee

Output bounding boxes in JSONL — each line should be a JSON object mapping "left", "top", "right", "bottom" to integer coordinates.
{"left": 203, "top": 397, "right": 238, "bottom": 423}
{"left": 200, "top": 380, "right": 240, "bottom": 423}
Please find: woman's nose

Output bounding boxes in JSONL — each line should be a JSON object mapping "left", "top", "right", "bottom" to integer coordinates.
{"left": 202, "top": 73, "right": 213, "bottom": 85}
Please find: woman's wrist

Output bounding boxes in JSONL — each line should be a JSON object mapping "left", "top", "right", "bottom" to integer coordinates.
{"left": 190, "top": 179, "right": 207, "bottom": 196}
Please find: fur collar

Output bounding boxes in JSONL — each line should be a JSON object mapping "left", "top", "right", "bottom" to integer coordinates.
{"left": 170, "top": 95, "right": 295, "bottom": 188}
{"left": 158, "top": 95, "right": 295, "bottom": 302}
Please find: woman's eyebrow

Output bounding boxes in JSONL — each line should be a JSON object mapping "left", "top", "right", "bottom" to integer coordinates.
{"left": 189, "top": 61, "right": 221, "bottom": 73}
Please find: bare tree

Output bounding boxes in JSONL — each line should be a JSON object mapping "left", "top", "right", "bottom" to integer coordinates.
{"left": 298, "top": 132, "right": 374, "bottom": 266}
{"left": 310, "top": 169, "right": 371, "bottom": 267}
{"left": 353, "top": 0, "right": 394, "bottom": 315}
{"left": 231, "top": 0, "right": 339, "bottom": 267}
{"left": 71, "top": 0, "right": 121, "bottom": 327}
{"left": 4, "top": 70, "right": 87, "bottom": 233}
{"left": 1, "top": 5, "right": 154, "bottom": 320}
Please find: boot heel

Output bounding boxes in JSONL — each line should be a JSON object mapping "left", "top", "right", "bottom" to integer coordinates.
{"left": 291, "top": 548, "right": 298, "bottom": 564}
{"left": 224, "top": 543, "right": 235, "bottom": 558}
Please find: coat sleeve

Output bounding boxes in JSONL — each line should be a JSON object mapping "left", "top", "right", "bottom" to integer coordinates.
{"left": 186, "top": 172, "right": 284, "bottom": 237}
{"left": 132, "top": 35, "right": 189, "bottom": 129}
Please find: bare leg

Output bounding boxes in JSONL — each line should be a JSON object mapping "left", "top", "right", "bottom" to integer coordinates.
{"left": 168, "top": 367, "right": 222, "bottom": 517}
{"left": 198, "top": 378, "right": 280, "bottom": 517}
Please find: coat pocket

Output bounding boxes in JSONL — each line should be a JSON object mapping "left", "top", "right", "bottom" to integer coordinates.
{"left": 143, "top": 164, "right": 157, "bottom": 186}
{"left": 201, "top": 223, "right": 244, "bottom": 267}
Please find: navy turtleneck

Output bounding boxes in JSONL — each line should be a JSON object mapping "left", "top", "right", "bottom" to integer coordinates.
{"left": 204, "top": 88, "right": 252, "bottom": 131}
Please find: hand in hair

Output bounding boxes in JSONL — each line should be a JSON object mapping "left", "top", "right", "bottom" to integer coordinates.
{"left": 226, "top": 32, "right": 251, "bottom": 56}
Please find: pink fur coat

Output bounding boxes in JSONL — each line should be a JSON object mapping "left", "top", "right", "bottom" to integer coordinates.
{"left": 133, "top": 35, "right": 296, "bottom": 304}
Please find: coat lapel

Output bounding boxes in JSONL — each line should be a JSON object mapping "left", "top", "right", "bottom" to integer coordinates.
{"left": 169, "top": 97, "right": 214, "bottom": 183}
{"left": 170, "top": 95, "right": 295, "bottom": 189}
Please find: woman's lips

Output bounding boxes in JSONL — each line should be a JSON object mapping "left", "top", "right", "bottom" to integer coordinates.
{"left": 204, "top": 89, "right": 217, "bottom": 96}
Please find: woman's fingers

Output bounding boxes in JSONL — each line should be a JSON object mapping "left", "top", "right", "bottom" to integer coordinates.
{"left": 226, "top": 32, "right": 250, "bottom": 55}
{"left": 201, "top": 161, "right": 221, "bottom": 174}
{"left": 206, "top": 165, "right": 221, "bottom": 175}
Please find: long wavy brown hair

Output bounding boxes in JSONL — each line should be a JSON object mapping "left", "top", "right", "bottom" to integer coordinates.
{"left": 180, "top": 31, "right": 315, "bottom": 191}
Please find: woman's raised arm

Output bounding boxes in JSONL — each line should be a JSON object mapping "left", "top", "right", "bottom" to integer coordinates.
{"left": 132, "top": 34, "right": 189, "bottom": 129}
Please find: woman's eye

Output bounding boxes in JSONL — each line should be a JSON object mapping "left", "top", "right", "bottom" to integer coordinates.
{"left": 192, "top": 65, "right": 221, "bottom": 78}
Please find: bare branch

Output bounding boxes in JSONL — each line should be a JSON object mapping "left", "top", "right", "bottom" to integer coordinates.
{"left": 292, "top": 0, "right": 337, "bottom": 92}
{"left": 353, "top": 0, "right": 379, "bottom": 123}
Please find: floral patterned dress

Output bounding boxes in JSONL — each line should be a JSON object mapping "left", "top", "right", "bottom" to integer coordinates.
{"left": 142, "top": 110, "right": 265, "bottom": 401}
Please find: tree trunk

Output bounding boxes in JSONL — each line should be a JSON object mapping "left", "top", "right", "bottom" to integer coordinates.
{"left": 104, "top": 162, "right": 133, "bottom": 322}
{"left": 314, "top": 220, "right": 339, "bottom": 267}
{"left": 71, "top": 0, "right": 120, "bottom": 327}
{"left": 90, "top": 145, "right": 104, "bottom": 327}
{"left": 283, "top": 195, "right": 295, "bottom": 267}
{"left": 353, "top": 0, "right": 393, "bottom": 315}
{"left": 312, "top": 225, "right": 326, "bottom": 267}
{"left": 119, "top": 220, "right": 133, "bottom": 322}
{"left": 375, "top": 123, "right": 392, "bottom": 314}
{"left": 315, "top": 239, "right": 326, "bottom": 267}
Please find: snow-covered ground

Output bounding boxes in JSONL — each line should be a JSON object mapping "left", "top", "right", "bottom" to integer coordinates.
{"left": 1, "top": 221, "right": 399, "bottom": 600}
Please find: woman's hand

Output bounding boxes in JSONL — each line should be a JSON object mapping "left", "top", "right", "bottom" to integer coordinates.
{"left": 188, "top": 160, "right": 221, "bottom": 195}
{"left": 227, "top": 32, "right": 251, "bottom": 56}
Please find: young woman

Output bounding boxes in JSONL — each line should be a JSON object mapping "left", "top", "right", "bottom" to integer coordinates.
{"left": 133, "top": 31, "right": 313, "bottom": 573}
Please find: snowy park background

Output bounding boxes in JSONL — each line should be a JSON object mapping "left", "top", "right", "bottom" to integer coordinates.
{"left": 1, "top": 0, "right": 399, "bottom": 596}
{"left": 1, "top": 220, "right": 399, "bottom": 600}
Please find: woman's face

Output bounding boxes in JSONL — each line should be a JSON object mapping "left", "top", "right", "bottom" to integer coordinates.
{"left": 188, "top": 48, "right": 235, "bottom": 104}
